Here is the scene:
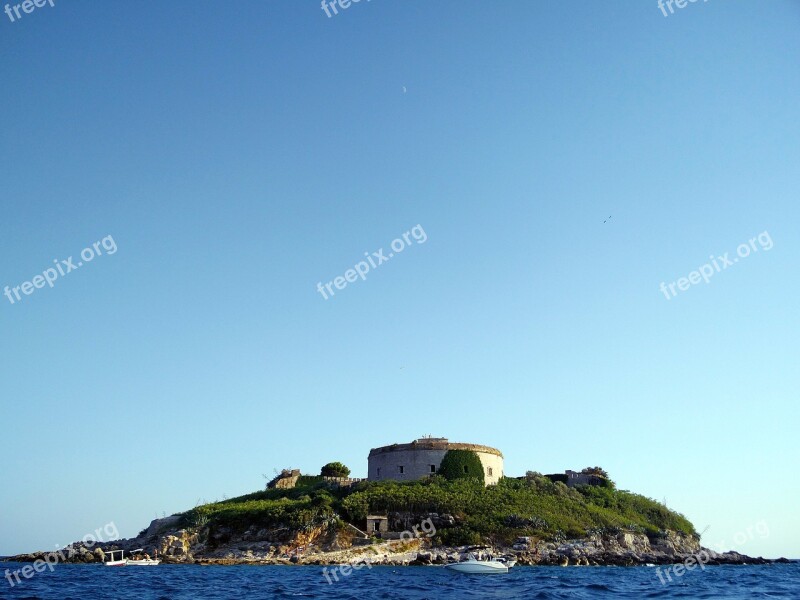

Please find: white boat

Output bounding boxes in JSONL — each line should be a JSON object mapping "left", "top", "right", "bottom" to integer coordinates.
{"left": 445, "top": 554, "right": 509, "bottom": 574}
{"left": 104, "top": 549, "right": 160, "bottom": 567}
{"left": 104, "top": 550, "right": 126, "bottom": 567}
{"left": 126, "top": 558, "right": 160, "bottom": 566}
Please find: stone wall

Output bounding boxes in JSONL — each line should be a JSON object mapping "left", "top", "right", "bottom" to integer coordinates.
{"left": 368, "top": 438, "right": 504, "bottom": 485}
{"left": 267, "top": 469, "right": 301, "bottom": 489}
{"left": 564, "top": 470, "right": 605, "bottom": 487}
{"left": 322, "top": 476, "right": 366, "bottom": 488}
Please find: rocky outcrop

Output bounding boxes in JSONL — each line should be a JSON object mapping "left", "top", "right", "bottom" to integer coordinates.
{"left": 160, "top": 529, "right": 200, "bottom": 559}
{"left": 507, "top": 531, "right": 779, "bottom": 567}
{"left": 142, "top": 515, "right": 182, "bottom": 538}
{"left": 3, "top": 526, "right": 789, "bottom": 567}
{"left": 4, "top": 543, "right": 108, "bottom": 565}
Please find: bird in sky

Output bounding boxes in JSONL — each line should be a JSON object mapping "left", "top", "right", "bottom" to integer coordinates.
{"left": 603, "top": 215, "right": 612, "bottom": 223}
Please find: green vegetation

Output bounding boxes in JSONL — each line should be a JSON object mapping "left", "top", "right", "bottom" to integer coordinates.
{"left": 583, "top": 466, "right": 610, "bottom": 479}
{"left": 437, "top": 450, "right": 485, "bottom": 484}
{"left": 181, "top": 478, "right": 345, "bottom": 535}
{"left": 321, "top": 462, "right": 350, "bottom": 478}
{"left": 341, "top": 475, "right": 695, "bottom": 545}
{"left": 178, "top": 472, "right": 696, "bottom": 547}
{"left": 545, "top": 473, "right": 568, "bottom": 484}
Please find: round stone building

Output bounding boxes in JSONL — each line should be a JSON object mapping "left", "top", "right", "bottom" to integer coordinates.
{"left": 367, "top": 437, "right": 504, "bottom": 485}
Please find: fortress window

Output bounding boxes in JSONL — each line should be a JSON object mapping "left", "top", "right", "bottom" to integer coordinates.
{"left": 376, "top": 467, "right": 381, "bottom": 477}
{"left": 398, "top": 465, "right": 404, "bottom": 474}
{"left": 430, "top": 465, "right": 436, "bottom": 473}
{"left": 487, "top": 467, "right": 493, "bottom": 476}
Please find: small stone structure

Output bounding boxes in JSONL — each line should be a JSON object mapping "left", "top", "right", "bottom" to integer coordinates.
{"left": 366, "top": 515, "right": 389, "bottom": 535}
{"left": 564, "top": 469, "right": 606, "bottom": 487}
{"left": 267, "top": 469, "right": 301, "bottom": 489}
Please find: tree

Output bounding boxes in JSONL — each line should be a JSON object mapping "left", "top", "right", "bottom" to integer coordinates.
{"left": 320, "top": 462, "right": 350, "bottom": 478}
{"left": 581, "top": 466, "right": 609, "bottom": 479}
{"left": 580, "top": 466, "right": 615, "bottom": 489}
{"left": 437, "top": 450, "right": 485, "bottom": 484}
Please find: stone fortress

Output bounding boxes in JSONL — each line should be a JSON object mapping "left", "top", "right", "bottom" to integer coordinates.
{"left": 267, "top": 435, "right": 603, "bottom": 491}
{"left": 368, "top": 437, "right": 504, "bottom": 486}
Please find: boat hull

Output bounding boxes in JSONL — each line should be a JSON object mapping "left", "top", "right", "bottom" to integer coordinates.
{"left": 445, "top": 561, "right": 508, "bottom": 574}
{"left": 104, "top": 560, "right": 126, "bottom": 567}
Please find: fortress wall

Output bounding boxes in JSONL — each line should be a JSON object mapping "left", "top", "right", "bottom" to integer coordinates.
{"left": 368, "top": 447, "right": 448, "bottom": 481}
{"left": 477, "top": 451, "right": 504, "bottom": 485}
{"left": 368, "top": 442, "right": 504, "bottom": 485}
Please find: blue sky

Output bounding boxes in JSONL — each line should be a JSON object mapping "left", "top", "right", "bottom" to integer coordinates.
{"left": 1, "top": 0, "right": 798, "bottom": 558}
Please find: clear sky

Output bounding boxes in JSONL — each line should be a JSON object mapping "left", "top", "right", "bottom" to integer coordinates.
{"left": 1, "top": 0, "right": 798, "bottom": 558}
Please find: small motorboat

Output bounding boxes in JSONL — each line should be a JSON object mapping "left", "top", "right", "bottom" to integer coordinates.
{"left": 104, "top": 550, "right": 127, "bottom": 567}
{"left": 445, "top": 554, "right": 509, "bottom": 574}
{"left": 104, "top": 549, "right": 160, "bottom": 567}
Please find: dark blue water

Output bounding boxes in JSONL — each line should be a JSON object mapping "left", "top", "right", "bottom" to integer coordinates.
{"left": 1, "top": 562, "right": 798, "bottom": 599}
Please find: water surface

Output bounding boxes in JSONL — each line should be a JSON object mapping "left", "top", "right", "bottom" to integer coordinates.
{"left": 1, "top": 562, "right": 798, "bottom": 599}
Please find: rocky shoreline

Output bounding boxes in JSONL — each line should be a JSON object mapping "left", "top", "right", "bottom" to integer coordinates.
{"left": 3, "top": 517, "right": 791, "bottom": 568}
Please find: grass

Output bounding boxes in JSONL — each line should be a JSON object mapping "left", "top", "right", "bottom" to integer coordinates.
{"left": 178, "top": 474, "right": 696, "bottom": 546}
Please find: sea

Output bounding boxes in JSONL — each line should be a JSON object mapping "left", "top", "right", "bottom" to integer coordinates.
{"left": 0, "top": 562, "right": 798, "bottom": 599}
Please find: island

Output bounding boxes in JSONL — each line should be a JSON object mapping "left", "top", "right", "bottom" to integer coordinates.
{"left": 4, "top": 437, "right": 788, "bottom": 569}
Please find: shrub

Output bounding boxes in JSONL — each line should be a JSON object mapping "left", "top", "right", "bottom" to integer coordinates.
{"left": 544, "top": 473, "right": 568, "bottom": 484}
{"left": 438, "top": 450, "right": 485, "bottom": 484}
{"left": 581, "top": 466, "right": 609, "bottom": 478}
{"left": 435, "top": 526, "right": 483, "bottom": 546}
{"left": 177, "top": 464, "right": 696, "bottom": 543}
{"left": 321, "top": 462, "right": 351, "bottom": 478}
